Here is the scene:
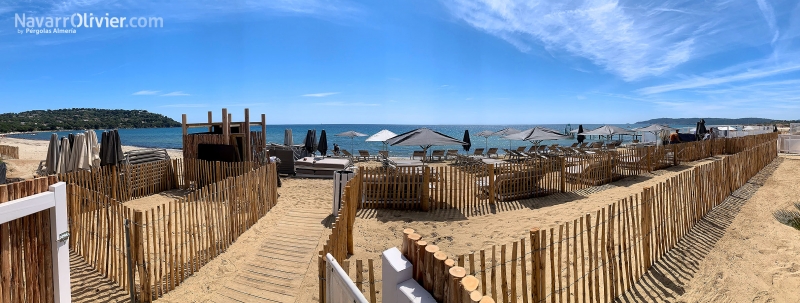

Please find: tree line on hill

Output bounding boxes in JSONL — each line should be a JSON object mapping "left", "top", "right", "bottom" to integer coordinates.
{"left": 0, "top": 108, "right": 181, "bottom": 133}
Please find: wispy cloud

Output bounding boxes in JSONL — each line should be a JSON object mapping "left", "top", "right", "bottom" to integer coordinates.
{"left": 159, "top": 103, "right": 207, "bottom": 108}
{"left": 313, "top": 101, "right": 379, "bottom": 106}
{"left": 161, "top": 91, "right": 191, "bottom": 96}
{"left": 302, "top": 92, "right": 340, "bottom": 97}
{"left": 132, "top": 90, "right": 161, "bottom": 95}
{"left": 756, "top": 0, "right": 779, "bottom": 44}
{"left": 637, "top": 63, "right": 800, "bottom": 94}
{"left": 441, "top": 0, "right": 772, "bottom": 81}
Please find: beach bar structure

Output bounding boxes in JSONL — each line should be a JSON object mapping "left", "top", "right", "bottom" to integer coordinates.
{"left": 181, "top": 108, "right": 267, "bottom": 162}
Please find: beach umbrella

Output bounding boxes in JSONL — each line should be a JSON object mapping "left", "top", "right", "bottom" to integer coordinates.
{"left": 284, "top": 129, "right": 293, "bottom": 146}
{"left": 475, "top": 130, "right": 495, "bottom": 150}
{"left": 303, "top": 129, "right": 316, "bottom": 156}
{"left": 58, "top": 137, "right": 71, "bottom": 173}
{"left": 365, "top": 129, "right": 397, "bottom": 151}
{"left": 100, "top": 130, "right": 124, "bottom": 166}
{"left": 504, "top": 127, "right": 569, "bottom": 145}
{"left": 699, "top": 119, "right": 708, "bottom": 135}
{"left": 45, "top": 133, "right": 60, "bottom": 175}
{"left": 462, "top": 130, "right": 472, "bottom": 152}
{"left": 580, "top": 125, "right": 634, "bottom": 140}
{"left": 387, "top": 128, "right": 466, "bottom": 159}
{"left": 317, "top": 130, "right": 329, "bottom": 156}
{"left": 335, "top": 130, "right": 368, "bottom": 152}
{"left": 492, "top": 128, "right": 522, "bottom": 149}
{"left": 86, "top": 130, "right": 100, "bottom": 168}
{"left": 577, "top": 125, "right": 586, "bottom": 144}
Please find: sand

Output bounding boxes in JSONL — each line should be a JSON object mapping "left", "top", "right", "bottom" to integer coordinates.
{"left": 0, "top": 137, "right": 183, "bottom": 180}
{"left": 3, "top": 137, "right": 797, "bottom": 302}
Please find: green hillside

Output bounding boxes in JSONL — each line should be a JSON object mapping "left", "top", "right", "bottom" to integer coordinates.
{"left": 0, "top": 108, "right": 180, "bottom": 133}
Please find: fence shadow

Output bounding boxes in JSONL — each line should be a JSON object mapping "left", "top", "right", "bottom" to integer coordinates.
{"left": 616, "top": 157, "right": 783, "bottom": 303}
{"left": 69, "top": 250, "right": 129, "bottom": 303}
{"left": 357, "top": 207, "right": 469, "bottom": 222}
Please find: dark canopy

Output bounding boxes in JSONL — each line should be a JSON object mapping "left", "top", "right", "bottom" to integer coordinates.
{"left": 303, "top": 129, "right": 316, "bottom": 154}
{"left": 386, "top": 128, "right": 466, "bottom": 150}
{"left": 317, "top": 130, "right": 328, "bottom": 156}
{"left": 462, "top": 130, "right": 472, "bottom": 151}
{"left": 577, "top": 124, "right": 585, "bottom": 143}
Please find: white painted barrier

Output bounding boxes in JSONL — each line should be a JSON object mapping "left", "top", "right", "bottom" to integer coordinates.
{"left": 325, "top": 253, "right": 369, "bottom": 303}
{"left": 0, "top": 182, "right": 70, "bottom": 303}
{"left": 382, "top": 247, "right": 435, "bottom": 303}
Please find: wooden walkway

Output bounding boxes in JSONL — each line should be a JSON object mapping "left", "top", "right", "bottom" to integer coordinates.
{"left": 212, "top": 208, "right": 330, "bottom": 303}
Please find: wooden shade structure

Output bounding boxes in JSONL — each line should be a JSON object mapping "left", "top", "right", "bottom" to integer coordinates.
{"left": 181, "top": 108, "right": 267, "bottom": 161}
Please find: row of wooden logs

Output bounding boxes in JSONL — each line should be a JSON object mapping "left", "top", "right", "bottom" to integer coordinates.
{"left": 402, "top": 228, "right": 494, "bottom": 303}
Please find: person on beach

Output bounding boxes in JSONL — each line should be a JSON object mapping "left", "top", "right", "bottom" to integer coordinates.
{"left": 670, "top": 130, "right": 681, "bottom": 144}
{"left": 333, "top": 143, "right": 341, "bottom": 156}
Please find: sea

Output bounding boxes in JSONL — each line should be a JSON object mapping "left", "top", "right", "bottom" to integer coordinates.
{"left": 9, "top": 123, "right": 697, "bottom": 157}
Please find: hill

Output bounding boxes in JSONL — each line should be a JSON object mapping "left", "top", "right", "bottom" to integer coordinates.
{"left": 0, "top": 108, "right": 180, "bottom": 133}
{"left": 635, "top": 117, "right": 790, "bottom": 125}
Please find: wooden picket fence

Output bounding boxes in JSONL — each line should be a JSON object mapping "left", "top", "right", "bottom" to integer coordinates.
{"left": 355, "top": 134, "right": 778, "bottom": 215}
{"left": 66, "top": 162, "right": 279, "bottom": 302}
{"left": 318, "top": 133, "right": 778, "bottom": 302}
{"left": 58, "top": 160, "right": 179, "bottom": 202}
{"left": 397, "top": 139, "right": 777, "bottom": 303}
{"left": 0, "top": 176, "right": 59, "bottom": 303}
{"left": 0, "top": 145, "right": 19, "bottom": 159}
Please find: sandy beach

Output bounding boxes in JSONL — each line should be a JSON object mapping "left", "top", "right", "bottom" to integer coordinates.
{"left": 3, "top": 137, "right": 798, "bottom": 302}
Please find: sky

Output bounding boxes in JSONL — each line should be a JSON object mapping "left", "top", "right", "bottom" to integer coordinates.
{"left": 1, "top": 0, "right": 800, "bottom": 124}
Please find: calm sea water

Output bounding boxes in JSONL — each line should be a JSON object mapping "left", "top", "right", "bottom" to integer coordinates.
{"left": 10, "top": 124, "right": 696, "bottom": 157}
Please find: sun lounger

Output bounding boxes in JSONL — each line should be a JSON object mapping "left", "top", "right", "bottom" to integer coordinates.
{"left": 430, "top": 150, "right": 446, "bottom": 161}
{"left": 357, "top": 150, "right": 374, "bottom": 161}
{"left": 411, "top": 150, "right": 426, "bottom": 160}
{"left": 341, "top": 149, "right": 355, "bottom": 161}
{"left": 446, "top": 149, "right": 459, "bottom": 160}
{"left": 486, "top": 148, "right": 499, "bottom": 158}
{"left": 516, "top": 146, "right": 527, "bottom": 152}
{"left": 473, "top": 148, "right": 485, "bottom": 156}
{"left": 378, "top": 150, "right": 389, "bottom": 160}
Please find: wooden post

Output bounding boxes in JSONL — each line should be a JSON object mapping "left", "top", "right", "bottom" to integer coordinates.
{"left": 530, "top": 228, "right": 542, "bottom": 303}
{"left": 415, "top": 240, "right": 428, "bottom": 283}
{"left": 560, "top": 157, "right": 566, "bottom": 192}
{"left": 133, "top": 211, "right": 150, "bottom": 301}
{"left": 447, "top": 266, "right": 466, "bottom": 303}
{"left": 422, "top": 166, "right": 430, "bottom": 211}
{"left": 433, "top": 251, "right": 448, "bottom": 301}
{"left": 222, "top": 108, "right": 229, "bottom": 145}
{"left": 641, "top": 187, "right": 652, "bottom": 270}
{"left": 207, "top": 111, "right": 213, "bottom": 132}
{"left": 402, "top": 228, "right": 415, "bottom": 255}
{"left": 244, "top": 108, "right": 251, "bottom": 161}
{"left": 488, "top": 164, "right": 496, "bottom": 205}
{"left": 461, "top": 275, "right": 480, "bottom": 303}
{"left": 424, "top": 245, "right": 439, "bottom": 291}
{"left": 261, "top": 114, "right": 266, "bottom": 146}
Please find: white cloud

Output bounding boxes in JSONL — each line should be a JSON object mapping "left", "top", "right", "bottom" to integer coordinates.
{"left": 441, "top": 0, "right": 770, "bottom": 81}
{"left": 756, "top": 0, "right": 779, "bottom": 44}
{"left": 637, "top": 63, "right": 800, "bottom": 94}
{"left": 159, "top": 103, "right": 207, "bottom": 108}
{"left": 161, "top": 91, "right": 191, "bottom": 96}
{"left": 302, "top": 92, "right": 340, "bottom": 97}
{"left": 313, "top": 101, "right": 379, "bottom": 106}
{"left": 132, "top": 90, "right": 160, "bottom": 95}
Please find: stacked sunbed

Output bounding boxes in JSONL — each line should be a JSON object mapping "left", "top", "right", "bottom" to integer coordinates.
{"left": 294, "top": 157, "right": 353, "bottom": 178}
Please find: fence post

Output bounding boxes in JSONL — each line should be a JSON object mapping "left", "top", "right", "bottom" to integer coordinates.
{"left": 560, "top": 157, "right": 566, "bottom": 192}
{"left": 530, "top": 228, "right": 541, "bottom": 303}
{"left": 641, "top": 187, "right": 652, "bottom": 271}
{"left": 488, "top": 164, "right": 495, "bottom": 205}
{"left": 132, "top": 211, "right": 150, "bottom": 302}
{"left": 422, "top": 166, "right": 430, "bottom": 211}
{"left": 124, "top": 219, "right": 136, "bottom": 303}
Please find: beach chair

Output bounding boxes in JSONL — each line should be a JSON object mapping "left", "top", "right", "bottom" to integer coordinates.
{"left": 569, "top": 143, "right": 579, "bottom": 148}
{"left": 502, "top": 149, "right": 516, "bottom": 160}
{"left": 446, "top": 150, "right": 459, "bottom": 160}
{"left": 430, "top": 150, "right": 446, "bottom": 161}
{"left": 411, "top": 150, "right": 426, "bottom": 160}
{"left": 378, "top": 150, "right": 389, "bottom": 160}
{"left": 486, "top": 148, "right": 499, "bottom": 158}
{"left": 342, "top": 149, "right": 355, "bottom": 161}
{"left": 357, "top": 150, "right": 374, "bottom": 161}
{"left": 473, "top": 148, "right": 485, "bottom": 157}
{"left": 516, "top": 146, "right": 527, "bottom": 152}
{"left": 578, "top": 142, "right": 589, "bottom": 149}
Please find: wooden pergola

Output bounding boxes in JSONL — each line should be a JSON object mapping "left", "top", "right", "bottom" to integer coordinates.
{"left": 181, "top": 108, "right": 266, "bottom": 161}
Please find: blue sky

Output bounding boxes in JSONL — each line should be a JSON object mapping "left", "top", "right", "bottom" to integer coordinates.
{"left": 2, "top": 0, "right": 800, "bottom": 124}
